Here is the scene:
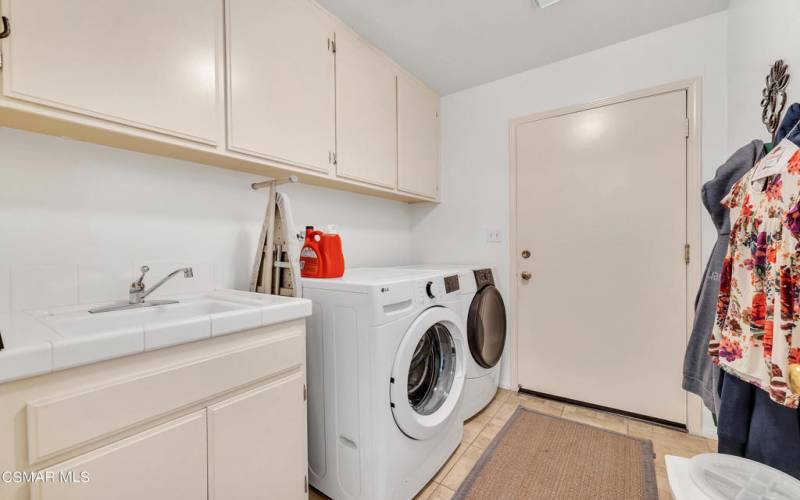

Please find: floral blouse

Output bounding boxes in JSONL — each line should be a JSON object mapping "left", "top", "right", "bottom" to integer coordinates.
{"left": 709, "top": 148, "right": 800, "bottom": 408}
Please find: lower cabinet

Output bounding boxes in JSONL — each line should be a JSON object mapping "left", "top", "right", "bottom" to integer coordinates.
{"left": 208, "top": 373, "right": 308, "bottom": 500}
{"left": 32, "top": 411, "right": 209, "bottom": 500}
{"left": 12, "top": 322, "right": 309, "bottom": 500}
{"left": 31, "top": 374, "right": 307, "bottom": 500}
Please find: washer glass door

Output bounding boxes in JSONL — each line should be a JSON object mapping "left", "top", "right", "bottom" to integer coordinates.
{"left": 391, "top": 307, "right": 466, "bottom": 440}
{"left": 407, "top": 323, "right": 457, "bottom": 416}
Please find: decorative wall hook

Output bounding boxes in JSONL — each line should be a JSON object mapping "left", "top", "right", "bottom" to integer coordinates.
{"left": 761, "top": 59, "right": 791, "bottom": 144}
{"left": 0, "top": 16, "right": 9, "bottom": 39}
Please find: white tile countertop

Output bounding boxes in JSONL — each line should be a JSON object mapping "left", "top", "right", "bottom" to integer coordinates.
{"left": 0, "top": 289, "right": 311, "bottom": 384}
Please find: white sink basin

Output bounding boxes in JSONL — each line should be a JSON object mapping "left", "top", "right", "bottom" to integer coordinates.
{"left": 28, "top": 290, "right": 312, "bottom": 371}
{"left": 42, "top": 299, "right": 253, "bottom": 336}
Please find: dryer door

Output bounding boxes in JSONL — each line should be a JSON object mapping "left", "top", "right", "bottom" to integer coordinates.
{"left": 390, "top": 307, "right": 466, "bottom": 440}
{"left": 467, "top": 285, "right": 507, "bottom": 369}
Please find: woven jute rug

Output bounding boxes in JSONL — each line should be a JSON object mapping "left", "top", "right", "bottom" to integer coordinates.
{"left": 454, "top": 406, "right": 658, "bottom": 500}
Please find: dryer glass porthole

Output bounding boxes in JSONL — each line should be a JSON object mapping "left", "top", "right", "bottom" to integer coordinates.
{"left": 407, "top": 323, "right": 457, "bottom": 416}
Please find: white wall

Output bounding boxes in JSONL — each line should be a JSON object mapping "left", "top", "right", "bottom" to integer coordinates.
{"left": 0, "top": 127, "right": 412, "bottom": 313}
{"left": 728, "top": 0, "right": 800, "bottom": 149}
{"left": 411, "top": 12, "right": 730, "bottom": 396}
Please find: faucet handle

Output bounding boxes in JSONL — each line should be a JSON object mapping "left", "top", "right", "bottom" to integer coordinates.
{"left": 131, "top": 266, "right": 150, "bottom": 291}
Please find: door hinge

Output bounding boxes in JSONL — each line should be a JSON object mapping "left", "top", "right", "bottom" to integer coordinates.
{"left": 303, "top": 383, "right": 307, "bottom": 401}
{"left": 304, "top": 475, "right": 308, "bottom": 493}
{"left": 684, "top": 243, "right": 691, "bottom": 265}
{"left": 0, "top": 48, "right": 3, "bottom": 70}
{"left": 328, "top": 38, "right": 336, "bottom": 53}
{"left": 684, "top": 119, "right": 691, "bottom": 138}
{"left": 329, "top": 152, "right": 337, "bottom": 165}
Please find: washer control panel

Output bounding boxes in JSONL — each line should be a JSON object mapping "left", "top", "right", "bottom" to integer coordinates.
{"left": 416, "top": 277, "right": 445, "bottom": 304}
{"left": 474, "top": 268, "right": 495, "bottom": 288}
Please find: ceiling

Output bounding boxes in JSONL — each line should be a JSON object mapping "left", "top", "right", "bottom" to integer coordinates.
{"left": 316, "top": 0, "right": 730, "bottom": 95}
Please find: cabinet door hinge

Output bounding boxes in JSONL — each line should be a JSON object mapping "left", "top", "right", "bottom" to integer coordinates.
{"left": 329, "top": 152, "right": 337, "bottom": 166}
{"left": 684, "top": 119, "right": 691, "bottom": 138}
{"left": 304, "top": 475, "right": 308, "bottom": 493}
{"left": 303, "top": 383, "right": 307, "bottom": 401}
{"left": 684, "top": 243, "right": 691, "bottom": 265}
{"left": 328, "top": 38, "right": 336, "bottom": 53}
{"left": 0, "top": 48, "right": 3, "bottom": 70}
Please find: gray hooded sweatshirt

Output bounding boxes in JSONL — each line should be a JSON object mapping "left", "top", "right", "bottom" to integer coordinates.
{"left": 682, "top": 140, "right": 765, "bottom": 414}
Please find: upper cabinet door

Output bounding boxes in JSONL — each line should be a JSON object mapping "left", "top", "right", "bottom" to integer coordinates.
{"left": 398, "top": 74, "right": 440, "bottom": 199}
{"left": 226, "top": 0, "right": 335, "bottom": 173}
{"left": 335, "top": 31, "right": 398, "bottom": 189}
{"left": 2, "top": 0, "right": 220, "bottom": 144}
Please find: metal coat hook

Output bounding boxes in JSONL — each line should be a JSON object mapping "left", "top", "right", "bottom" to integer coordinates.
{"left": 0, "top": 17, "right": 9, "bottom": 39}
{"left": 761, "top": 59, "right": 790, "bottom": 144}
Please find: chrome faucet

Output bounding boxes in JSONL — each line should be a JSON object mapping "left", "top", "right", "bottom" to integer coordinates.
{"left": 129, "top": 265, "right": 194, "bottom": 304}
{"left": 89, "top": 265, "right": 194, "bottom": 314}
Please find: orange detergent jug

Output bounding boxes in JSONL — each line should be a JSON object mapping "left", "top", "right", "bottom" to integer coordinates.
{"left": 300, "top": 226, "right": 324, "bottom": 278}
{"left": 300, "top": 226, "right": 346, "bottom": 278}
{"left": 320, "top": 225, "right": 345, "bottom": 278}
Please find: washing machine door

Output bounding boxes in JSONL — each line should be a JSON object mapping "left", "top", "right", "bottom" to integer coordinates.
{"left": 390, "top": 307, "right": 466, "bottom": 440}
{"left": 467, "top": 285, "right": 507, "bottom": 369}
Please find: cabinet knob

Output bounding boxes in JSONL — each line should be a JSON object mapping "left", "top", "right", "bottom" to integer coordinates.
{"left": 521, "top": 271, "right": 532, "bottom": 281}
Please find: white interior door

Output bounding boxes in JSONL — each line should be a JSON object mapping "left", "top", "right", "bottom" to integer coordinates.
{"left": 514, "top": 90, "right": 689, "bottom": 424}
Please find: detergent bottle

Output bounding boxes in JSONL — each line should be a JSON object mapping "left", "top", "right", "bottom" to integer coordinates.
{"left": 300, "top": 226, "right": 324, "bottom": 278}
{"left": 320, "top": 225, "right": 345, "bottom": 278}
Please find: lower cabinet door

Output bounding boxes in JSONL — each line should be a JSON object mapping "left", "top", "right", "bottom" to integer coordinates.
{"left": 208, "top": 373, "right": 308, "bottom": 500}
{"left": 31, "top": 411, "right": 208, "bottom": 500}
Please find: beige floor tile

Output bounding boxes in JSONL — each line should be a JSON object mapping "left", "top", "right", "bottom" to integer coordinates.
{"left": 561, "top": 405, "right": 628, "bottom": 433}
{"left": 441, "top": 446, "right": 483, "bottom": 491}
{"left": 465, "top": 409, "right": 493, "bottom": 428}
{"left": 434, "top": 441, "right": 469, "bottom": 483}
{"left": 463, "top": 417, "right": 486, "bottom": 436}
{"left": 476, "top": 394, "right": 507, "bottom": 420}
{"left": 430, "top": 484, "right": 456, "bottom": 500}
{"left": 472, "top": 416, "right": 507, "bottom": 449}
{"left": 656, "top": 468, "right": 672, "bottom": 500}
{"left": 515, "top": 394, "right": 565, "bottom": 417}
{"left": 461, "top": 423, "right": 481, "bottom": 445}
{"left": 627, "top": 419, "right": 690, "bottom": 440}
{"left": 493, "top": 401, "right": 519, "bottom": 422}
{"left": 413, "top": 480, "right": 439, "bottom": 500}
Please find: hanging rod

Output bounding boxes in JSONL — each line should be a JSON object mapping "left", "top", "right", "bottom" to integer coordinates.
{"left": 251, "top": 175, "right": 299, "bottom": 190}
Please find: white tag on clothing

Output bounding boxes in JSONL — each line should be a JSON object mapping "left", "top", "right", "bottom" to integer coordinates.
{"left": 751, "top": 138, "right": 800, "bottom": 182}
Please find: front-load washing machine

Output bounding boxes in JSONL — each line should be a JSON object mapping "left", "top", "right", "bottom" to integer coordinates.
{"left": 398, "top": 265, "right": 507, "bottom": 420}
{"left": 303, "top": 268, "right": 468, "bottom": 500}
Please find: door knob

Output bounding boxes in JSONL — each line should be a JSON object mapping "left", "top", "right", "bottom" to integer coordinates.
{"left": 521, "top": 250, "right": 531, "bottom": 259}
{"left": 521, "top": 271, "right": 532, "bottom": 281}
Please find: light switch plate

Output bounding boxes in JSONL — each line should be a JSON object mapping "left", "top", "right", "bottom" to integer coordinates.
{"left": 486, "top": 229, "right": 503, "bottom": 243}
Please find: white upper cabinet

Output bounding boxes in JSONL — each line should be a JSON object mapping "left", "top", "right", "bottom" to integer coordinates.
{"left": 397, "top": 73, "right": 440, "bottom": 199}
{"left": 2, "top": 0, "right": 220, "bottom": 144}
{"left": 335, "top": 30, "right": 398, "bottom": 189}
{"left": 226, "top": 0, "right": 335, "bottom": 173}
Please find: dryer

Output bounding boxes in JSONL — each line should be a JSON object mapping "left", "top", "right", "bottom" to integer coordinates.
{"left": 398, "top": 265, "right": 507, "bottom": 420}
{"left": 303, "top": 268, "right": 468, "bottom": 500}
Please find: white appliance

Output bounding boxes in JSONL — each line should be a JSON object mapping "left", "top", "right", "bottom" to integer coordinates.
{"left": 303, "top": 268, "right": 468, "bottom": 500}
{"left": 398, "top": 266, "right": 507, "bottom": 420}
{"left": 666, "top": 453, "right": 800, "bottom": 500}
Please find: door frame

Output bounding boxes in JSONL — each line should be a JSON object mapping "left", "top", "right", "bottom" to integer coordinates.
{"left": 507, "top": 78, "right": 704, "bottom": 434}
